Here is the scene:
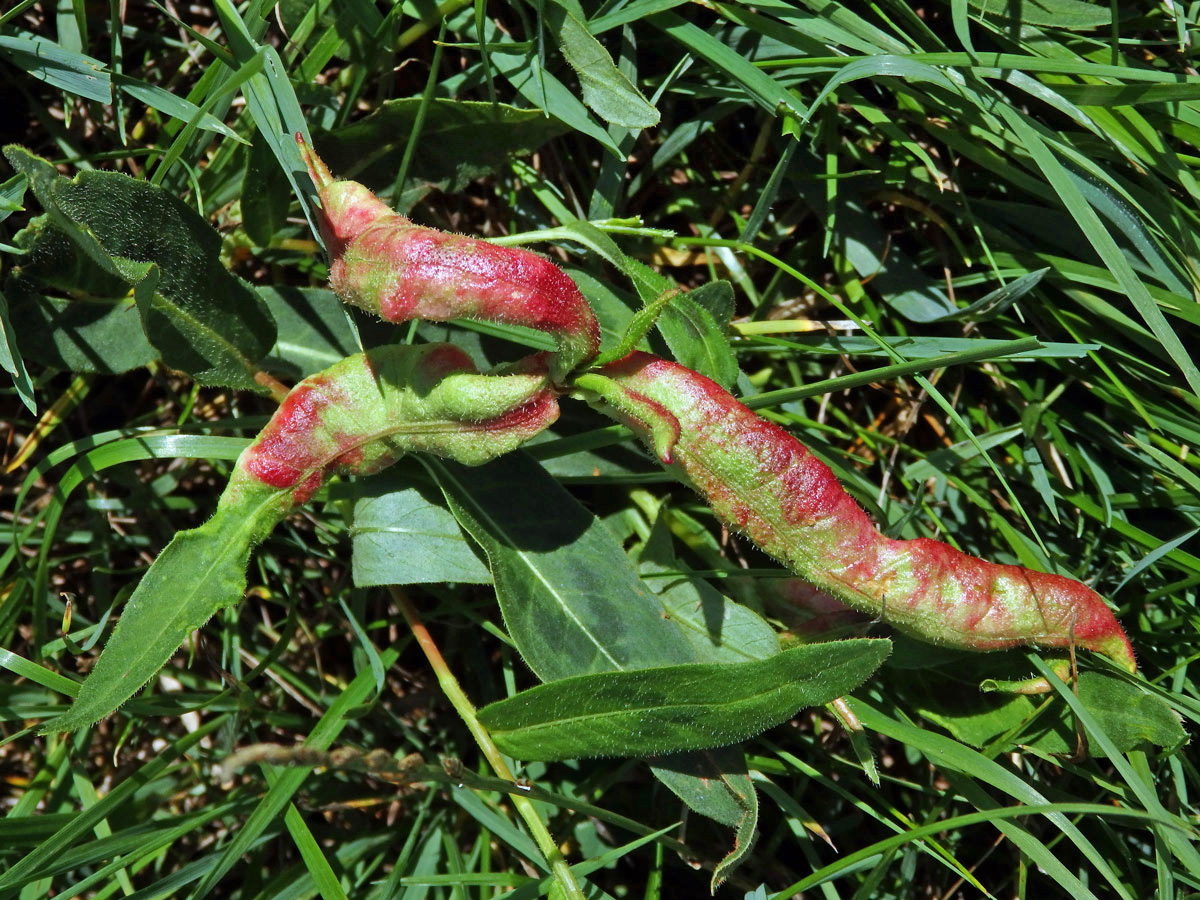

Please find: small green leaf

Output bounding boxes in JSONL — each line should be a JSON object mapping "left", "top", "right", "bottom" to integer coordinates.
{"left": 590, "top": 287, "right": 677, "bottom": 367}
{"left": 657, "top": 290, "right": 739, "bottom": 391}
{"left": 544, "top": 0, "right": 660, "bottom": 129}
{"left": 351, "top": 473, "right": 492, "bottom": 587}
{"left": 477, "top": 639, "right": 890, "bottom": 760}
{"left": 0, "top": 172, "right": 27, "bottom": 221}
{"left": 1072, "top": 672, "right": 1187, "bottom": 755}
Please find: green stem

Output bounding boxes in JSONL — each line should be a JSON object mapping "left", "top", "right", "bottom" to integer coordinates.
{"left": 390, "top": 586, "right": 585, "bottom": 900}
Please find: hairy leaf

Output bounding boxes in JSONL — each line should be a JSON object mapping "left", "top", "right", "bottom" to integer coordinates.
{"left": 544, "top": 0, "right": 660, "bottom": 129}
{"left": 4, "top": 146, "right": 276, "bottom": 392}
{"left": 477, "top": 639, "right": 891, "bottom": 760}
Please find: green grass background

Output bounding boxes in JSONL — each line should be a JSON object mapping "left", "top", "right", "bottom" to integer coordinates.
{"left": 1, "top": 0, "right": 1198, "bottom": 897}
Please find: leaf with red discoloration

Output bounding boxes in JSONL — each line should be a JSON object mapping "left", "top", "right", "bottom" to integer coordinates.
{"left": 586, "top": 351, "right": 1136, "bottom": 674}
{"left": 42, "top": 343, "right": 559, "bottom": 733}
{"left": 297, "top": 135, "right": 600, "bottom": 383}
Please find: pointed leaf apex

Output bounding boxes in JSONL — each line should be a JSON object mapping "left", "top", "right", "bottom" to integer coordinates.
{"left": 296, "top": 132, "right": 333, "bottom": 190}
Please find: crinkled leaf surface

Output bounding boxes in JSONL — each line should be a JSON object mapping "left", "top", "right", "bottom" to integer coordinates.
{"left": 352, "top": 471, "right": 491, "bottom": 587}
{"left": 4, "top": 146, "right": 275, "bottom": 392}
{"left": 477, "top": 639, "right": 891, "bottom": 760}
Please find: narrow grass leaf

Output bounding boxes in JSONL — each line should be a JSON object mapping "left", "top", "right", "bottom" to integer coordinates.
{"left": 187, "top": 649, "right": 400, "bottom": 900}
{"left": 0, "top": 717, "right": 227, "bottom": 893}
{"left": 850, "top": 698, "right": 1136, "bottom": 900}
{"left": 801, "top": 56, "right": 959, "bottom": 127}
{"left": 650, "top": 12, "right": 805, "bottom": 119}
{"left": 0, "top": 34, "right": 111, "bottom": 102}
{"left": 112, "top": 74, "right": 242, "bottom": 139}
{"left": 998, "top": 106, "right": 1200, "bottom": 398}
{"left": 0, "top": 648, "right": 79, "bottom": 697}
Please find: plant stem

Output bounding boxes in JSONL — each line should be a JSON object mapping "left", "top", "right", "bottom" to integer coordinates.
{"left": 390, "top": 585, "right": 585, "bottom": 900}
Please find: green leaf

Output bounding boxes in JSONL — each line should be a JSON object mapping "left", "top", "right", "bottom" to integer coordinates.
{"left": 112, "top": 73, "right": 243, "bottom": 140}
{"left": 925, "top": 671, "right": 1186, "bottom": 758}
{"left": 638, "top": 516, "right": 779, "bottom": 664}
{"left": 242, "top": 137, "right": 292, "bottom": 246}
{"left": 256, "top": 286, "right": 364, "bottom": 380}
{"left": 4, "top": 146, "right": 276, "bottom": 392}
{"left": 351, "top": 472, "right": 492, "bottom": 587}
{"left": 40, "top": 497, "right": 282, "bottom": 733}
{"left": 3, "top": 276, "right": 158, "bottom": 376}
{"left": 477, "top": 639, "right": 891, "bottom": 760}
{"left": 429, "top": 453, "right": 697, "bottom": 681}
{"left": 1071, "top": 672, "right": 1186, "bottom": 754}
{"left": 544, "top": 0, "right": 660, "bottom": 129}
{"left": 0, "top": 34, "right": 111, "bottom": 103}
{"left": 657, "top": 289, "right": 740, "bottom": 391}
{"left": 650, "top": 748, "right": 758, "bottom": 892}
{"left": 590, "top": 286, "right": 676, "bottom": 367}
{"left": 0, "top": 288, "right": 35, "bottom": 413}
{"left": 316, "top": 98, "right": 570, "bottom": 198}
{"left": 968, "top": 0, "right": 1111, "bottom": 28}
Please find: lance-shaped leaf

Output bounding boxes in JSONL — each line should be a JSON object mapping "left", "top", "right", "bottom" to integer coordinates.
{"left": 477, "top": 639, "right": 891, "bottom": 760}
{"left": 543, "top": 0, "right": 660, "bottom": 130}
{"left": 585, "top": 352, "right": 1137, "bottom": 673}
{"left": 3, "top": 146, "right": 276, "bottom": 392}
{"left": 298, "top": 137, "right": 600, "bottom": 383}
{"left": 42, "top": 343, "right": 558, "bottom": 733}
